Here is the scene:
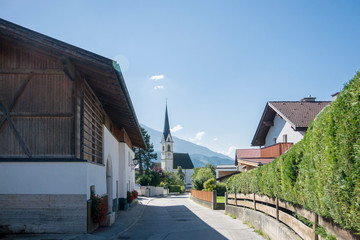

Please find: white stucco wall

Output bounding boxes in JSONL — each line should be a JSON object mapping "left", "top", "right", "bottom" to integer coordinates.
{"left": 103, "top": 126, "right": 120, "bottom": 200}
{"left": 0, "top": 162, "right": 87, "bottom": 194}
{"left": 264, "top": 114, "right": 304, "bottom": 147}
{"left": 118, "top": 142, "right": 135, "bottom": 199}
{"left": 103, "top": 126, "right": 135, "bottom": 200}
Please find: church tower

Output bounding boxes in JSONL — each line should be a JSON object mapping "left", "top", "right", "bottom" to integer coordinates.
{"left": 161, "top": 105, "right": 173, "bottom": 171}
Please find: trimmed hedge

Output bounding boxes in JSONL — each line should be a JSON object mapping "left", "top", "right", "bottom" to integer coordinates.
{"left": 168, "top": 185, "right": 181, "bottom": 193}
{"left": 227, "top": 72, "right": 360, "bottom": 234}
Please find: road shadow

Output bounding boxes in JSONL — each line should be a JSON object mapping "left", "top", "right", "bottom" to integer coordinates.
{"left": 118, "top": 203, "right": 228, "bottom": 240}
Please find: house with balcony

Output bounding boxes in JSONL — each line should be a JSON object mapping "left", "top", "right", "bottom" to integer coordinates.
{"left": 0, "top": 19, "right": 145, "bottom": 234}
{"left": 235, "top": 96, "right": 330, "bottom": 171}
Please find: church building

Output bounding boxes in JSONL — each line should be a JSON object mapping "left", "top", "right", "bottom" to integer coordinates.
{"left": 161, "top": 106, "right": 194, "bottom": 187}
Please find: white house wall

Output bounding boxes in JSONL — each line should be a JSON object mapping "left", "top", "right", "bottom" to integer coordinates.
{"left": 103, "top": 126, "right": 135, "bottom": 204}
{"left": 264, "top": 114, "right": 304, "bottom": 147}
{"left": 86, "top": 163, "right": 106, "bottom": 199}
{"left": 118, "top": 142, "right": 135, "bottom": 199}
{"left": 103, "top": 126, "right": 120, "bottom": 200}
{"left": 0, "top": 162, "right": 87, "bottom": 194}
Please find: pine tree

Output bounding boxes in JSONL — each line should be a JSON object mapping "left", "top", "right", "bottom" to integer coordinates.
{"left": 133, "top": 127, "right": 157, "bottom": 175}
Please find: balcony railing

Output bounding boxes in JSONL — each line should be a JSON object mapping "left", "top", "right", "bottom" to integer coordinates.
{"left": 260, "top": 143, "right": 293, "bottom": 158}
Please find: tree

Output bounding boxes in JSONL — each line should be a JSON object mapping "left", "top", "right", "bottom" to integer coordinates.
{"left": 133, "top": 127, "right": 157, "bottom": 175}
{"left": 164, "top": 171, "right": 184, "bottom": 186}
{"left": 176, "top": 166, "right": 185, "bottom": 182}
{"left": 191, "top": 166, "right": 215, "bottom": 190}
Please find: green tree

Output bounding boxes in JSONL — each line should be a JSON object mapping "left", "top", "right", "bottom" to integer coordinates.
{"left": 164, "top": 171, "right": 184, "bottom": 186}
{"left": 191, "top": 166, "right": 215, "bottom": 190}
{"left": 133, "top": 127, "right": 157, "bottom": 174}
{"left": 203, "top": 178, "right": 216, "bottom": 191}
{"left": 176, "top": 166, "right": 185, "bottom": 182}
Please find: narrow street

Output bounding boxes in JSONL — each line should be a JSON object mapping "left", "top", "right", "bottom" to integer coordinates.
{"left": 116, "top": 194, "right": 265, "bottom": 240}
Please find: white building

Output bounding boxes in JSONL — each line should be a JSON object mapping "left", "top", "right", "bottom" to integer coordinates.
{"left": 0, "top": 19, "right": 145, "bottom": 234}
{"left": 235, "top": 96, "right": 331, "bottom": 171}
{"left": 161, "top": 106, "right": 194, "bottom": 187}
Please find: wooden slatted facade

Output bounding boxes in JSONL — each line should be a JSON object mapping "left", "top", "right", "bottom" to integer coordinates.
{"left": 0, "top": 40, "right": 75, "bottom": 158}
{"left": 0, "top": 40, "right": 105, "bottom": 162}
{"left": 0, "top": 19, "right": 145, "bottom": 162}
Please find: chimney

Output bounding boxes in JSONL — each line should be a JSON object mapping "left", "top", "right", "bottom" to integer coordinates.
{"left": 331, "top": 92, "right": 339, "bottom": 101}
{"left": 301, "top": 95, "right": 316, "bottom": 102}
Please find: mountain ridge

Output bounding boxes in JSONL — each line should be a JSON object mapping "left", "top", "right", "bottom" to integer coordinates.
{"left": 142, "top": 124, "right": 234, "bottom": 168}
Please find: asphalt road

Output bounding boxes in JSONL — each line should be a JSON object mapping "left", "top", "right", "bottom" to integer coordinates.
{"left": 117, "top": 194, "right": 265, "bottom": 240}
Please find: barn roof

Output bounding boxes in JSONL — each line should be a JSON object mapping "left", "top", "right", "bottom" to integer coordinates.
{"left": 251, "top": 99, "right": 330, "bottom": 146}
{"left": 0, "top": 18, "right": 145, "bottom": 149}
{"left": 173, "top": 153, "right": 194, "bottom": 169}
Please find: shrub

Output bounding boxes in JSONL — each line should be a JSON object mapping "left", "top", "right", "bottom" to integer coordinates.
{"left": 127, "top": 191, "right": 134, "bottom": 204}
{"left": 180, "top": 185, "right": 185, "bottom": 193}
{"left": 136, "top": 171, "right": 161, "bottom": 186}
{"left": 136, "top": 174, "right": 151, "bottom": 186}
{"left": 164, "top": 171, "right": 184, "bottom": 186}
{"left": 168, "top": 185, "right": 181, "bottom": 193}
{"left": 203, "top": 178, "right": 216, "bottom": 191}
{"left": 216, "top": 182, "right": 226, "bottom": 196}
{"left": 90, "top": 190, "right": 108, "bottom": 223}
{"left": 149, "top": 171, "right": 160, "bottom": 186}
{"left": 191, "top": 167, "right": 215, "bottom": 190}
{"left": 226, "top": 72, "right": 360, "bottom": 234}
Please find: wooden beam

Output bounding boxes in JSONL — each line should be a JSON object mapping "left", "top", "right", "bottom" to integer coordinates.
{"left": 0, "top": 69, "right": 63, "bottom": 75}
{"left": 9, "top": 74, "right": 34, "bottom": 111}
{"left": 62, "top": 57, "right": 77, "bottom": 81}
{"left": 9, "top": 112, "right": 73, "bottom": 117}
{"left": 0, "top": 115, "right": 6, "bottom": 130}
{"left": 5, "top": 113, "right": 32, "bottom": 157}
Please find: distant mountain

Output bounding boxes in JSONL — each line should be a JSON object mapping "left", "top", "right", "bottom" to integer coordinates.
{"left": 142, "top": 124, "right": 234, "bottom": 168}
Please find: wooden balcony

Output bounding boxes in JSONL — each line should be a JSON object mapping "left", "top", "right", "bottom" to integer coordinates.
{"left": 260, "top": 143, "right": 293, "bottom": 158}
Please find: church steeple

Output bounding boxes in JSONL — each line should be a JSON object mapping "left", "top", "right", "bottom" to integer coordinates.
{"left": 163, "top": 104, "right": 172, "bottom": 141}
{"left": 161, "top": 103, "right": 173, "bottom": 171}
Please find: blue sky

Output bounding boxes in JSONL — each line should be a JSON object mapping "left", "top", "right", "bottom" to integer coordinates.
{"left": 1, "top": 1, "right": 360, "bottom": 157}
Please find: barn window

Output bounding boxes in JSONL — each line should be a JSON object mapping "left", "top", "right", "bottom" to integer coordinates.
{"left": 81, "top": 81, "right": 104, "bottom": 164}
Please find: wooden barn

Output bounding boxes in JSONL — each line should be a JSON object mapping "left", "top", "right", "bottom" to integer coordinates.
{"left": 0, "top": 18, "right": 145, "bottom": 233}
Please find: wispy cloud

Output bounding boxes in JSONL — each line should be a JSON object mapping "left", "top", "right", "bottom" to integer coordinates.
{"left": 150, "top": 75, "right": 165, "bottom": 81}
{"left": 213, "top": 138, "right": 218, "bottom": 141}
{"left": 189, "top": 131, "right": 206, "bottom": 142}
{"left": 154, "top": 85, "right": 164, "bottom": 90}
{"left": 171, "top": 124, "right": 183, "bottom": 133}
{"left": 218, "top": 145, "right": 237, "bottom": 158}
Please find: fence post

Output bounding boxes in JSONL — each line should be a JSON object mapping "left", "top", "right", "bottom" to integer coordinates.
{"left": 235, "top": 193, "right": 237, "bottom": 206}
{"left": 212, "top": 190, "right": 217, "bottom": 210}
{"left": 253, "top": 193, "right": 256, "bottom": 210}
{"left": 225, "top": 192, "right": 228, "bottom": 206}
{"left": 276, "top": 197, "right": 279, "bottom": 221}
{"left": 313, "top": 213, "right": 318, "bottom": 240}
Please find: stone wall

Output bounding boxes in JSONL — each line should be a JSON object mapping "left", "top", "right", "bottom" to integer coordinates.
{"left": 0, "top": 194, "right": 87, "bottom": 234}
{"left": 225, "top": 205, "right": 301, "bottom": 240}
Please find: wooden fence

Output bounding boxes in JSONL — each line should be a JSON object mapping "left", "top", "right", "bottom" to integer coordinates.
{"left": 226, "top": 193, "right": 358, "bottom": 240}
{"left": 191, "top": 189, "right": 214, "bottom": 203}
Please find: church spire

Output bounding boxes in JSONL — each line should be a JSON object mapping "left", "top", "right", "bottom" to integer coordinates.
{"left": 163, "top": 103, "right": 172, "bottom": 141}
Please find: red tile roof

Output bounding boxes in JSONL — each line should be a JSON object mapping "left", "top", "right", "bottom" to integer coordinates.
{"left": 252, "top": 100, "right": 331, "bottom": 146}
{"left": 269, "top": 101, "right": 330, "bottom": 130}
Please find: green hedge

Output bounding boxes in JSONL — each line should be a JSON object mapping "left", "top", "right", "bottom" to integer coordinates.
{"left": 227, "top": 72, "right": 360, "bottom": 234}
{"left": 168, "top": 185, "right": 181, "bottom": 193}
